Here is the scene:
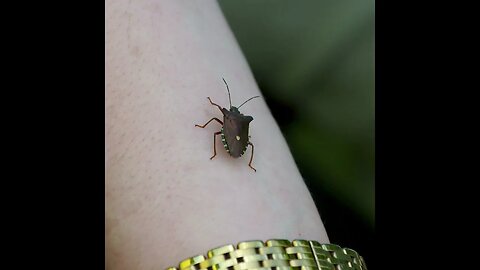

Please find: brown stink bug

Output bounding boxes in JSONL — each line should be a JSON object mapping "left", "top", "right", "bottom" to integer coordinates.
{"left": 195, "top": 78, "right": 260, "bottom": 172}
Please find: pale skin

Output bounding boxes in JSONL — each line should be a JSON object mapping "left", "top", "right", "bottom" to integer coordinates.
{"left": 106, "top": 1, "right": 329, "bottom": 269}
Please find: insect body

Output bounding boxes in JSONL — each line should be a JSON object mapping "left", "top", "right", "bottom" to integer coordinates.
{"left": 195, "top": 78, "right": 259, "bottom": 172}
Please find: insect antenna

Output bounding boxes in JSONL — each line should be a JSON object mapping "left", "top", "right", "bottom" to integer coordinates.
{"left": 222, "top": 77, "right": 232, "bottom": 108}
{"left": 238, "top": 95, "right": 260, "bottom": 109}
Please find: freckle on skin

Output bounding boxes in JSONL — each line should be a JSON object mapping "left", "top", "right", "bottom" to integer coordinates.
{"left": 130, "top": 45, "right": 141, "bottom": 57}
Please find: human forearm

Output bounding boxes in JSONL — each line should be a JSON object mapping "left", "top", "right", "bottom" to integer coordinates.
{"left": 106, "top": 1, "right": 328, "bottom": 269}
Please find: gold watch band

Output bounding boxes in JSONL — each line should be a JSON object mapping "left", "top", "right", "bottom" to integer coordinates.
{"left": 167, "top": 239, "right": 367, "bottom": 270}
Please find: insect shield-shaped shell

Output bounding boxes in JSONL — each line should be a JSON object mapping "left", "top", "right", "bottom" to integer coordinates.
{"left": 194, "top": 78, "right": 259, "bottom": 172}
{"left": 221, "top": 107, "right": 253, "bottom": 158}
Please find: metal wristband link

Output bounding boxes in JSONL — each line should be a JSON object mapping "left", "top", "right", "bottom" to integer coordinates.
{"left": 167, "top": 239, "right": 367, "bottom": 270}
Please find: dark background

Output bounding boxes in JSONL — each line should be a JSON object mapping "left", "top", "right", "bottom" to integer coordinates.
{"left": 219, "top": 0, "right": 375, "bottom": 267}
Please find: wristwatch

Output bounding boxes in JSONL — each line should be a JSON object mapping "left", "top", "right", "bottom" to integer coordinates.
{"left": 167, "top": 239, "right": 367, "bottom": 270}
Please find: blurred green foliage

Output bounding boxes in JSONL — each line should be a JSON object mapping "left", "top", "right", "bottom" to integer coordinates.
{"left": 219, "top": 0, "right": 375, "bottom": 228}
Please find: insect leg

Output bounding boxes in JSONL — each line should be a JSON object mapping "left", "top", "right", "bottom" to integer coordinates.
{"left": 247, "top": 142, "right": 256, "bottom": 172}
{"left": 210, "top": 131, "right": 222, "bottom": 160}
{"left": 195, "top": 118, "right": 223, "bottom": 128}
{"left": 207, "top": 97, "right": 224, "bottom": 113}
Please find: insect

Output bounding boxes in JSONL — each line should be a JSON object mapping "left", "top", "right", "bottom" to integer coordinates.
{"left": 195, "top": 78, "right": 260, "bottom": 172}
